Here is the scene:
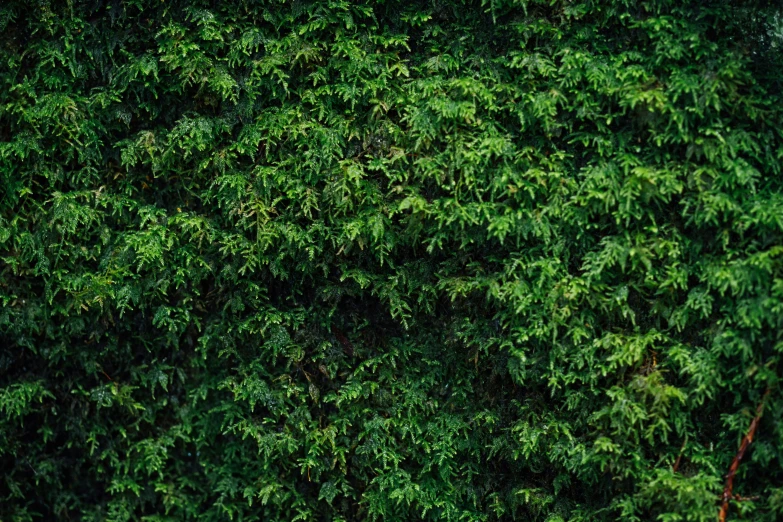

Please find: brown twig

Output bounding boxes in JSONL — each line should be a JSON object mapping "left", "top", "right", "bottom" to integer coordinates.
{"left": 732, "top": 494, "right": 760, "bottom": 502}
{"left": 718, "top": 388, "right": 771, "bottom": 522}
{"left": 331, "top": 325, "right": 355, "bottom": 357}
{"left": 672, "top": 435, "right": 687, "bottom": 473}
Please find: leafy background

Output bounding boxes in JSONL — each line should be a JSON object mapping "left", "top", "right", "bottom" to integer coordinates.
{"left": 1, "top": 0, "right": 782, "bottom": 520}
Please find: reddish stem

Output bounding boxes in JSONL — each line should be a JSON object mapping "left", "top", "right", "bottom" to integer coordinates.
{"left": 718, "top": 388, "right": 770, "bottom": 522}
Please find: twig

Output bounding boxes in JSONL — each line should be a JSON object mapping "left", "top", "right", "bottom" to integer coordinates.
{"left": 718, "top": 388, "right": 771, "bottom": 522}
{"left": 98, "top": 366, "right": 113, "bottom": 382}
{"left": 732, "top": 494, "right": 760, "bottom": 502}
{"left": 672, "top": 435, "right": 687, "bottom": 473}
{"left": 331, "top": 325, "right": 355, "bottom": 357}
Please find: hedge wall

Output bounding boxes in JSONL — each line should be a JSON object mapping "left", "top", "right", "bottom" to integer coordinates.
{"left": 1, "top": 0, "right": 783, "bottom": 520}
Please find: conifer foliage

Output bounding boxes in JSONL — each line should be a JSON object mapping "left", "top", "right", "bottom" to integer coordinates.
{"left": 2, "top": 0, "right": 783, "bottom": 520}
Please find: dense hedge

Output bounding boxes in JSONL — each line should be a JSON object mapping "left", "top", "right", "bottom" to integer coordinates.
{"left": 2, "top": 0, "right": 783, "bottom": 520}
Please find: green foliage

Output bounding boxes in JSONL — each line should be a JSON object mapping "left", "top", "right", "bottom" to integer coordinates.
{"left": 1, "top": 0, "right": 783, "bottom": 520}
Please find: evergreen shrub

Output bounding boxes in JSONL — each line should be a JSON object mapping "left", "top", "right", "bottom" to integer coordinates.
{"left": 1, "top": 0, "right": 783, "bottom": 520}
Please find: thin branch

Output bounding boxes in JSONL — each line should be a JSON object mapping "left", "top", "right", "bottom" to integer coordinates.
{"left": 672, "top": 435, "right": 688, "bottom": 473}
{"left": 331, "top": 325, "right": 355, "bottom": 357}
{"left": 718, "top": 388, "right": 771, "bottom": 522}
